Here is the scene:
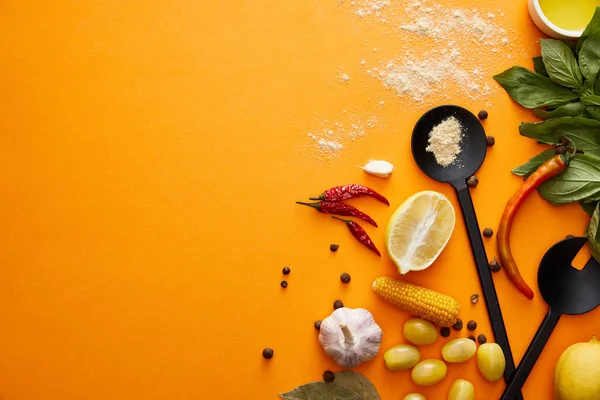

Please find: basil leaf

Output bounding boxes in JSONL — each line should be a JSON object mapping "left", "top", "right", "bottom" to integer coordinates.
{"left": 587, "top": 106, "right": 600, "bottom": 121}
{"left": 541, "top": 39, "right": 583, "bottom": 88}
{"left": 561, "top": 39, "right": 578, "bottom": 55}
{"left": 279, "top": 382, "right": 363, "bottom": 400}
{"left": 579, "top": 28, "right": 600, "bottom": 82}
{"left": 534, "top": 102, "right": 586, "bottom": 119}
{"left": 334, "top": 371, "right": 381, "bottom": 400}
{"left": 588, "top": 203, "right": 600, "bottom": 262}
{"left": 494, "top": 66, "right": 579, "bottom": 108}
{"left": 582, "top": 199, "right": 600, "bottom": 215}
{"left": 577, "top": 6, "right": 600, "bottom": 54}
{"left": 575, "top": 79, "right": 594, "bottom": 97}
{"left": 512, "top": 149, "right": 557, "bottom": 177}
{"left": 532, "top": 56, "right": 548, "bottom": 77}
{"left": 538, "top": 155, "right": 600, "bottom": 204}
{"left": 581, "top": 95, "right": 600, "bottom": 106}
{"left": 519, "top": 117, "right": 600, "bottom": 158}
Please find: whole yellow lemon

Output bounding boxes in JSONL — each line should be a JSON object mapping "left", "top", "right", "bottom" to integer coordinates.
{"left": 555, "top": 336, "right": 600, "bottom": 400}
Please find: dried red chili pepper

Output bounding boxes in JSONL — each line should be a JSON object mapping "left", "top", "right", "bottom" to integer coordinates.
{"left": 296, "top": 201, "right": 378, "bottom": 227}
{"left": 331, "top": 216, "right": 381, "bottom": 256}
{"left": 309, "top": 184, "right": 389, "bottom": 205}
{"left": 497, "top": 149, "right": 576, "bottom": 300}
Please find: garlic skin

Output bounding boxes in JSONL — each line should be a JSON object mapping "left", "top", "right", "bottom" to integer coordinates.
{"left": 318, "top": 308, "right": 383, "bottom": 368}
{"left": 360, "top": 160, "right": 395, "bottom": 178}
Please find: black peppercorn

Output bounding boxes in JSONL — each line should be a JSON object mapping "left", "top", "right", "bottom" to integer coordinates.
{"left": 452, "top": 319, "right": 463, "bottom": 331}
{"left": 478, "top": 110, "right": 489, "bottom": 120}
{"left": 483, "top": 228, "right": 494, "bottom": 238}
{"left": 281, "top": 280, "right": 288, "bottom": 288}
{"left": 566, "top": 234, "right": 575, "bottom": 239}
{"left": 262, "top": 348, "right": 274, "bottom": 359}
{"left": 556, "top": 146, "right": 567, "bottom": 154}
{"left": 314, "top": 320, "right": 322, "bottom": 330}
{"left": 323, "top": 370, "right": 335, "bottom": 382}
{"left": 282, "top": 266, "right": 291, "bottom": 275}
{"left": 467, "top": 175, "right": 479, "bottom": 188}
{"left": 333, "top": 300, "right": 344, "bottom": 310}
{"left": 468, "top": 335, "right": 476, "bottom": 342}
{"left": 330, "top": 244, "right": 340, "bottom": 252}
{"left": 340, "top": 273, "right": 351, "bottom": 284}
{"left": 467, "top": 320, "right": 477, "bottom": 331}
{"left": 440, "top": 327, "right": 451, "bottom": 337}
{"left": 489, "top": 258, "right": 501, "bottom": 273}
{"left": 478, "top": 334, "right": 487, "bottom": 344}
{"left": 486, "top": 135, "right": 495, "bottom": 146}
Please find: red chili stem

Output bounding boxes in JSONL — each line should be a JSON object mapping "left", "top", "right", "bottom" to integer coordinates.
{"left": 332, "top": 216, "right": 381, "bottom": 256}
{"left": 309, "top": 184, "right": 389, "bottom": 205}
{"left": 497, "top": 152, "right": 573, "bottom": 300}
{"left": 296, "top": 201, "right": 378, "bottom": 227}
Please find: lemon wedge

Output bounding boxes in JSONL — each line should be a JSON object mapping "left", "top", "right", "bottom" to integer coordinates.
{"left": 386, "top": 191, "right": 456, "bottom": 274}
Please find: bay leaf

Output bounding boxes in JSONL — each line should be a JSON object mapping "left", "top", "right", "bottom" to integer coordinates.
{"left": 279, "top": 382, "right": 362, "bottom": 400}
{"left": 333, "top": 371, "right": 381, "bottom": 400}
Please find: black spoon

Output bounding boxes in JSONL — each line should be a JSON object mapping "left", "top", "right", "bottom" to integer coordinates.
{"left": 500, "top": 237, "right": 600, "bottom": 400}
{"left": 411, "top": 105, "right": 521, "bottom": 398}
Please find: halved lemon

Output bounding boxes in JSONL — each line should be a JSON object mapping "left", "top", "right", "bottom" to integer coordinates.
{"left": 386, "top": 191, "right": 456, "bottom": 274}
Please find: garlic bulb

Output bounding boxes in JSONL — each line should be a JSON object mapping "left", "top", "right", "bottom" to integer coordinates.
{"left": 318, "top": 307, "right": 383, "bottom": 368}
{"left": 360, "top": 160, "right": 395, "bottom": 178}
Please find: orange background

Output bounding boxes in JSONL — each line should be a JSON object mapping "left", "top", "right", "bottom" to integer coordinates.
{"left": 0, "top": 1, "right": 598, "bottom": 399}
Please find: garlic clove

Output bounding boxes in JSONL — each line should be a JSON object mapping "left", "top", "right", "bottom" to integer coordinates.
{"left": 360, "top": 160, "right": 395, "bottom": 178}
{"left": 318, "top": 307, "right": 383, "bottom": 368}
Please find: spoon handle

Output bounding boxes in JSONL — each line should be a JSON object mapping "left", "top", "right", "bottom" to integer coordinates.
{"left": 453, "top": 181, "right": 522, "bottom": 400}
{"left": 500, "top": 309, "right": 562, "bottom": 400}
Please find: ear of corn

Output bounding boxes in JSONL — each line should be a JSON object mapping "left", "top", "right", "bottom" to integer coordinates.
{"left": 372, "top": 276, "right": 460, "bottom": 327}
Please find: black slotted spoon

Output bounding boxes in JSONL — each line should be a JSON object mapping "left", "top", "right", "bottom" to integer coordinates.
{"left": 411, "top": 105, "right": 521, "bottom": 399}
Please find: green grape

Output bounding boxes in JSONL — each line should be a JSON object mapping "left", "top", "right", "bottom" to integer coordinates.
{"left": 411, "top": 359, "right": 447, "bottom": 387}
{"left": 384, "top": 344, "right": 421, "bottom": 371}
{"left": 447, "top": 379, "right": 474, "bottom": 400}
{"left": 477, "top": 343, "right": 506, "bottom": 382}
{"left": 442, "top": 338, "right": 477, "bottom": 363}
{"left": 403, "top": 318, "right": 438, "bottom": 345}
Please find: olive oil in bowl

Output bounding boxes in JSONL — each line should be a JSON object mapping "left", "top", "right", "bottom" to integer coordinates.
{"left": 539, "top": 0, "right": 600, "bottom": 31}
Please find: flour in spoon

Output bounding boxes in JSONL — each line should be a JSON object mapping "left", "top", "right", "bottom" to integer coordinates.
{"left": 426, "top": 117, "right": 463, "bottom": 167}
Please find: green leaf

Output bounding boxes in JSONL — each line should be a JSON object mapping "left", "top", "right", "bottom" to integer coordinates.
{"left": 581, "top": 95, "right": 600, "bottom": 106}
{"left": 532, "top": 56, "right": 548, "bottom": 77}
{"left": 494, "top": 66, "right": 579, "bottom": 108}
{"left": 561, "top": 39, "right": 578, "bottom": 55}
{"left": 279, "top": 383, "right": 362, "bottom": 400}
{"left": 587, "top": 106, "right": 600, "bottom": 121}
{"left": 577, "top": 7, "right": 600, "bottom": 53}
{"left": 279, "top": 371, "right": 381, "bottom": 400}
{"left": 579, "top": 28, "right": 600, "bottom": 82}
{"left": 519, "top": 117, "right": 600, "bottom": 158}
{"left": 538, "top": 155, "right": 600, "bottom": 204}
{"left": 588, "top": 203, "right": 600, "bottom": 262}
{"left": 334, "top": 371, "right": 381, "bottom": 400}
{"left": 581, "top": 199, "right": 600, "bottom": 215}
{"left": 541, "top": 39, "right": 583, "bottom": 88}
{"left": 575, "top": 79, "right": 594, "bottom": 97}
{"left": 512, "top": 149, "right": 557, "bottom": 177}
{"left": 534, "top": 102, "right": 586, "bottom": 119}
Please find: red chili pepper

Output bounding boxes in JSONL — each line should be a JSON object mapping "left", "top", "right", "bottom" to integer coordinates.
{"left": 497, "top": 151, "right": 575, "bottom": 300}
{"left": 296, "top": 201, "right": 378, "bottom": 227}
{"left": 332, "top": 216, "right": 381, "bottom": 256}
{"left": 310, "top": 184, "right": 389, "bottom": 205}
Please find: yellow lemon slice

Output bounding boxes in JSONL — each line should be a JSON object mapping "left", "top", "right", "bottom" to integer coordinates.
{"left": 386, "top": 191, "right": 455, "bottom": 274}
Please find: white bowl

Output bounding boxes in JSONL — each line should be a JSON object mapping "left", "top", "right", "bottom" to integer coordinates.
{"left": 528, "top": 0, "right": 584, "bottom": 39}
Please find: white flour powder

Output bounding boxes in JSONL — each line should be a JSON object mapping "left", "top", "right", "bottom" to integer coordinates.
{"left": 307, "top": 117, "right": 378, "bottom": 158}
